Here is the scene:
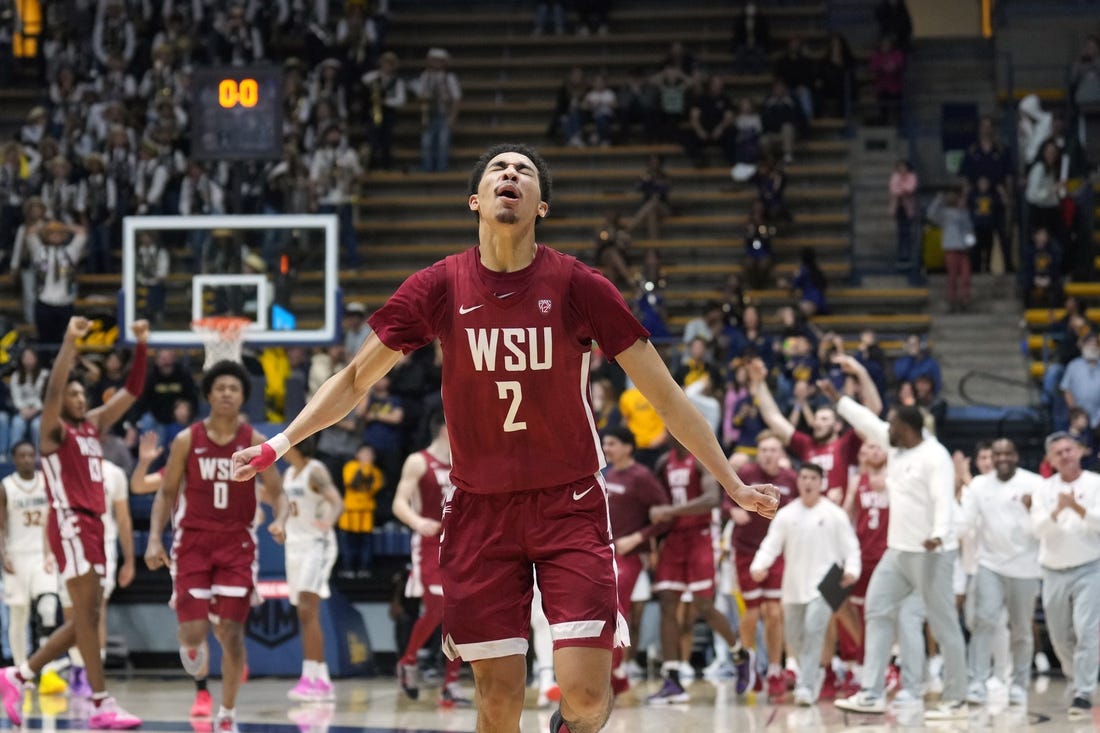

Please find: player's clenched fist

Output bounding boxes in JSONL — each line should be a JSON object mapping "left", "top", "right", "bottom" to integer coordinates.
{"left": 729, "top": 483, "right": 780, "bottom": 519}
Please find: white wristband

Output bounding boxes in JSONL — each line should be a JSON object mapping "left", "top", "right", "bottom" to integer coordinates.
{"left": 267, "top": 432, "right": 291, "bottom": 460}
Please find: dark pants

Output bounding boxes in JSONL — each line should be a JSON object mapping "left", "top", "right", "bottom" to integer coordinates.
{"left": 338, "top": 529, "right": 374, "bottom": 572}
{"left": 35, "top": 300, "right": 74, "bottom": 347}
{"left": 368, "top": 108, "right": 397, "bottom": 170}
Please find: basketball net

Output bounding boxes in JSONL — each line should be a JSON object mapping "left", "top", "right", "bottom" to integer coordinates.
{"left": 192, "top": 316, "right": 251, "bottom": 369}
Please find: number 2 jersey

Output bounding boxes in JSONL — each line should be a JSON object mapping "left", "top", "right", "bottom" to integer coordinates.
{"left": 369, "top": 245, "right": 648, "bottom": 494}
{"left": 176, "top": 421, "right": 257, "bottom": 532}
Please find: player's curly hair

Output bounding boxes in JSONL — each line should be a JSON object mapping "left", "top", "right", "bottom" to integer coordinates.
{"left": 468, "top": 143, "right": 552, "bottom": 220}
{"left": 201, "top": 360, "right": 251, "bottom": 403}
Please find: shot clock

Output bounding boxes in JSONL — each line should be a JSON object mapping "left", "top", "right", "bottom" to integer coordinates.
{"left": 191, "top": 66, "right": 284, "bottom": 161}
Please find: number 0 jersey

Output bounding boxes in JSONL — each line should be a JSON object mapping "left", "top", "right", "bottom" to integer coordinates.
{"left": 42, "top": 420, "right": 106, "bottom": 516}
{"left": 368, "top": 245, "right": 649, "bottom": 495}
{"left": 2, "top": 471, "right": 49, "bottom": 556}
{"left": 177, "top": 421, "right": 257, "bottom": 532}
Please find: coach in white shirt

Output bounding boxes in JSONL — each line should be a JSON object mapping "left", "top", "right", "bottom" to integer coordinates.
{"left": 960, "top": 438, "right": 1041, "bottom": 706}
{"left": 831, "top": 393, "right": 967, "bottom": 719}
{"left": 751, "top": 463, "right": 860, "bottom": 705}
{"left": 1030, "top": 432, "right": 1100, "bottom": 719}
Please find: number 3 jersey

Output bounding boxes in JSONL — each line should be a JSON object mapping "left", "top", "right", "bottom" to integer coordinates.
{"left": 1, "top": 471, "right": 49, "bottom": 557}
{"left": 368, "top": 245, "right": 648, "bottom": 495}
{"left": 177, "top": 421, "right": 256, "bottom": 532}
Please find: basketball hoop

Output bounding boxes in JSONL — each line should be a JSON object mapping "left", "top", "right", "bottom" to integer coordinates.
{"left": 192, "top": 316, "right": 252, "bottom": 369}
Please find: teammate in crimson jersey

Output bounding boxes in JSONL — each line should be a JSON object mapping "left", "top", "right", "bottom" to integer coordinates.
{"left": 749, "top": 355, "right": 881, "bottom": 501}
{"left": 145, "top": 361, "right": 288, "bottom": 733}
{"left": 232, "top": 144, "right": 778, "bottom": 733}
{"left": 647, "top": 438, "right": 744, "bottom": 704}
{"left": 391, "top": 412, "right": 469, "bottom": 707}
{"left": 0, "top": 316, "right": 148, "bottom": 729}
{"left": 727, "top": 431, "right": 798, "bottom": 699}
{"left": 600, "top": 425, "right": 669, "bottom": 696}
{"left": 842, "top": 440, "right": 890, "bottom": 656}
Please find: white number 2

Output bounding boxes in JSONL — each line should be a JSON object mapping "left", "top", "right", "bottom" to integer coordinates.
{"left": 496, "top": 381, "right": 527, "bottom": 432}
{"left": 213, "top": 481, "right": 229, "bottom": 509}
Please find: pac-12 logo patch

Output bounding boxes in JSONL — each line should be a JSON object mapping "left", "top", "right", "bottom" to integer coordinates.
{"left": 538, "top": 299, "right": 552, "bottom": 314}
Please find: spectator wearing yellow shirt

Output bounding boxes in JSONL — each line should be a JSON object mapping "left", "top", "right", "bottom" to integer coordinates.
{"left": 340, "top": 444, "right": 385, "bottom": 578}
{"left": 619, "top": 380, "right": 667, "bottom": 469}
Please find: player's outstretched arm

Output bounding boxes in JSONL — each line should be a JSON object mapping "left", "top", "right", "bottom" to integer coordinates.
{"left": 130, "top": 431, "right": 164, "bottom": 495}
{"left": 40, "top": 316, "right": 90, "bottom": 454}
{"left": 616, "top": 339, "right": 779, "bottom": 518}
{"left": 746, "top": 358, "right": 795, "bottom": 445}
{"left": 232, "top": 333, "right": 402, "bottom": 481}
{"left": 89, "top": 319, "right": 149, "bottom": 433}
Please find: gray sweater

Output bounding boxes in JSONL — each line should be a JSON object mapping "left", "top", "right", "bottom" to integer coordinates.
{"left": 927, "top": 194, "right": 974, "bottom": 252}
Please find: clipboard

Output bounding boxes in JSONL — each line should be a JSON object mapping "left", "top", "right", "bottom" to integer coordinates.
{"left": 817, "top": 563, "right": 853, "bottom": 612}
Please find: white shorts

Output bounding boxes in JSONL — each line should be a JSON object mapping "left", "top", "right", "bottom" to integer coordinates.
{"left": 103, "top": 542, "right": 119, "bottom": 600}
{"left": 630, "top": 567, "right": 651, "bottom": 603}
{"left": 285, "top": 535, "right": 337, "bottom": 606}
{"left": 3, "top": 554, "right": 59, "bottom": 606}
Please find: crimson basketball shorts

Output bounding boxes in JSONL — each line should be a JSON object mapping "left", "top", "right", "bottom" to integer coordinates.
{"left": 653, "top": 527, "right": 716, "bottom": 598}
{"left": 850, "top": 554, "right": 883, "bottom": 603}
{"left": 405, "top": 534, "right": 442, "bottom": 599}
{"left": 47, "top": 507, "right": 106, "bottom": 582}
{"left": 439, "top": 476, "right": 626, "bottom": 662}
{"left": 171, "top": 527, "right": 256, "bottom": 624}
{"left": 735, "top": 552, "right": 783, "bottom": 608}
{"left": 615, "top": 552, "right": 644, "bottom": 616}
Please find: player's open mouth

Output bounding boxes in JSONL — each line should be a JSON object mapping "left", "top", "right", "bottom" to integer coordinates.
{"left": 495, "top": 183, "right": 520, "bottom": 200}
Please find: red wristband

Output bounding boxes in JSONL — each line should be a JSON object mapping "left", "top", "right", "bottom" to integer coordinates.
{"left": 124, "top": 341, "right": 148, "bottom": 396}
{"left": 249, "top": 443, "right": 277, "bottom": 471}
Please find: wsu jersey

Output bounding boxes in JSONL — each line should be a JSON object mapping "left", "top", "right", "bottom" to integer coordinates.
{"left": 42, "top": 420, "right": 106, "bottom": 515}
{"left": 418, "top": 449, "right": 454, "bottom": 525}
{"left": 176, "top": 421, "right": 256, "bottom": 532}
{"left": 660, "top": 451, "right": 710, "bottom": 531}
{"left": 788, "top": 430, "right": 862, "bottom": 495}
{"left": 2, "top": 471, "right": 49, "bottom": 555}
{"left": 855, "top": 473, "right": 889, "bottom": 567}
{"left": 369, "top": 245, "right": 648, "bottom": 494}
{"left": 729, "top": 462, "right": 797, "bottom": 556}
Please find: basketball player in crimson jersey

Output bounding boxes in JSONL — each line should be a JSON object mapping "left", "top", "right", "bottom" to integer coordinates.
{"left": 0, "top": 316, "right": 148, "bottom": 729}
{"left": 646, "top": 437, "right": 744, "bottom": 705}
{"left": 145, "top": 361, "right": 288, "bottom": 733}
{"left": 728, "top": 431, "right": 797, "bottom": 700}
{"left": 232, "top": 143, "right": 778, "bottom": 733}
{"left": 391, "top": 412, "right": 468, "bottom": 707}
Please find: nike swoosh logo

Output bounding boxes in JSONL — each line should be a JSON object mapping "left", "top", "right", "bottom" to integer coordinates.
{"left": 572, "top": 485, "right": 595, "bottom": 501}
{"left": 458, "top": 304, "right": 483, "bottom": 314}
{"left": 195, "top": 448, "right": 208, "bottom": 454}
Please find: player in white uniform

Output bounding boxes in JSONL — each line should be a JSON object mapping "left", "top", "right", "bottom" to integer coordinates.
{"left": 59, "top": 459, "right": 135, "bottom": 697}
{"left": 0, "top": 442, "right": 57, "bottom": 669}
{"left": 282, "top": 438, "right": 343, "bottom": 702}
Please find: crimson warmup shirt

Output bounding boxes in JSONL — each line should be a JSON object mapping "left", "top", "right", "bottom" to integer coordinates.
{"left": 605, "top": 462, "right": 670, "bottom": 553}
{"left": 727, "top": 463, "right": 797, "bottom": 555}
{"left": 788, "top": 429, "right": 862, "bottom": 494}
{"left": 42, "top": 420, "right": 106, "bottom": 515}
{"left": 658, "top": 450, "right": 711, "bottom": 531}
{"left": 177, "top": 421, "right": 257, "bottom": 532}
{"left": 417, "top": 449, "right": 453, "bottom": 554}
{"left": 855, "top": 472, "right": 889, "bottom": 567}
{"left": 369, "top": 245, "right": 649, "bottom": 494}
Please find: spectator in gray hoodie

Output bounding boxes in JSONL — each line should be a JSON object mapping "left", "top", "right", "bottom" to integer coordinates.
{"left": 927, "top": 188, "right": 975, "bottom": 312}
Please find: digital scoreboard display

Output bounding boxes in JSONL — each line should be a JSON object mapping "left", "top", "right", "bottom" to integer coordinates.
{"left": 191, "top": 66, "right": 283, "bottom": 161}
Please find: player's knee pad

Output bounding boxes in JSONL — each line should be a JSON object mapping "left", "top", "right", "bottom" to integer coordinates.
{"left": 179, "top": 641, "right": 209, "bottom": 679}
{"left": 34, "top": 593, "right": 61, "bottom": 633}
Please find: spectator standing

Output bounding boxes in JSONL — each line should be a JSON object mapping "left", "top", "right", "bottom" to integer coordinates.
{"left": 550, "top": 67, "right": 589, "bottom": 147}
{"left": 791, "top": 248, "right": 828, "bottom": 317}
{"left": 339, "top": 444, "right": 385, "bottom": 578}
{"left": 731, "top": 2, "right": 770, "bottom": 74}
{"left": 139, "top": 348, "right": 198, "bottom": 445}
{"left": 343, "top": 301, "right": 372, "bottom": 357}
{"left": 10, "top": 197, "right": 46, "bottom": 326}
{"left": 1021, "top": 226, "right": 1063, "bottom": 309}
{"left": 532, "top": 2, "right": 565, "bottom": 35}
{"left": 927, "top": 189, "right": 975, "bottom": 312}
{"left": 134, "top": 231, "right": 169, "bottom": 324}
{"left": 685, "top": 76, "right": 737, "bottom": 168}
{"left": 888, "top": 160, "right": 919, "bottom": 279}
{"left": 1024, "top": 140, "right": 1067, "bottom": 253}
{"left": 415, "top": 48, "right": 461, "bottom": 172}
{"left": 1069, "top": 35, "right": 1100, "bottom": 168}
{"left": 893, "top": 334, "right": 942, "bottom": 394}
{"left": 1030, "top": 432, "right": 1100, "bottom": 719}
{"left": 761, "top": 80, "right": 803, "bottom": 164}
{"left": 1017, "top": 95, "right": 1052, "bottom": 172}
{"left": 652, "top": 65, "right": 690, "bottom": 144}
{"left": 734, "top": 98, "right": 763, "bottom": 166}
{"left": 77, "top": 153, "right": 118, "bottom": 274}
{"left": 633, "top": 155, "right": 671, "bottom": 240}
{"left": 309, "top": 124, "right": 363, "bottom": 269}
{"left": 28, "top": 221, "right": 86, "bottom": 346}
{"left": 966, "top": 175, "right": 1009, "bottom": 273}
{"left": 773, "top": 38, "right": 817, "bottom": 121}
{"left": 743, "top": 200, "right": 775, "bottom": 290}
{"left": 869, "top": 36, "right": 905, "bottom": 126}
{"left": 361, "top": 52, "right": 406, "bottom": 171}
{"left": 816, "top": 33, "right": 856, "bottom": 119}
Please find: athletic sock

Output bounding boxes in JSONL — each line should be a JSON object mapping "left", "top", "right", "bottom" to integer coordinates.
{"left": 316, "top": 662, "right": 330, "bottom": 684}
{"left": 195, "top": 678, "right": 208, "bottom": 692}
{"left": 302, "top": 660, "right": 316, "bottom": 680}
{"left": 661, "top": 660, "right": 681, "bottom": 686}
{"left": 767, "top": 663, "right": 782, "bottom": 677}
{"left": 218, "top": 706, "right": 235, "bottom": 720}
{"left": 92, "top": 691, "right": 109, "bottom": 707}
{"left": 17, "top": 663, "right": 34, "bottom": 682}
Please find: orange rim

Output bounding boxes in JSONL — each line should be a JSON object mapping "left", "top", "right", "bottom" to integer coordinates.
{"left": 192, "top": 316, "right": 252, "bottom": 334}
